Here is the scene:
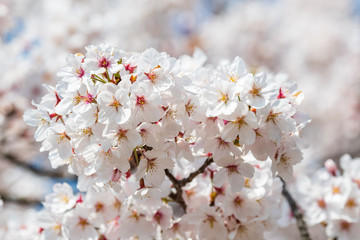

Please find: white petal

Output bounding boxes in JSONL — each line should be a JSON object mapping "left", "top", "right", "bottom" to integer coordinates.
{"left": 213, "top": 168, "right": 228, "bottom": 188}
{"left": 228, "top": 174, "right": 244, "bottom": 193}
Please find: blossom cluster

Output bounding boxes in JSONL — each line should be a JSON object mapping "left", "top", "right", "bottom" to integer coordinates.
{"left": 199, "top": 0, "right": 360, "bottom": 163}
{"left": 18, "top": 159, "right": 282, "bottom": 240}
{"left": 24, "top": 44, "right": 309, "bottom": 239}
{"left": 0, "top": 0, "right": 206, "bottom": 205}
{"left": 290, "top": 155, "right": 360, "bottom": 240}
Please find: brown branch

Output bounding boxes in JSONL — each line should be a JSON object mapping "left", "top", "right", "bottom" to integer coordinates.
{"left": 165, "top": 169, "right": 186, "bottom": 211}
{"left": 182, "top": 157, "right": 214, "bottom": 185}
{"left": 0, "top": 191, "right": 41, "bottom": 206}
{"left": 1, "top": 151, "right": 75, "bottom": 179}
{"left": 165, "top": 157, "right": 214, "bottom": 212}
{"left": 281, "top": 178, "right": 311, "bottom": 240}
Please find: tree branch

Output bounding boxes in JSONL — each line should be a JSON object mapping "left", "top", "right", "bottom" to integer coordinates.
{"left": 281, "top": 178, "right": 312, "bottom": 240}
{"left": 182, "top": 157, "right": 214, "bottom": 185}
{"left": 0, "top": 191, "right": 41, "bottom": 206}
{"left": 165, "top": 157, "right": 214, "bottom": 212}
{"left": 0, "top": 151, "right": 75, "bottom": 179}
{"left": 165, "top": 169, "right": 187, "bottom": 211}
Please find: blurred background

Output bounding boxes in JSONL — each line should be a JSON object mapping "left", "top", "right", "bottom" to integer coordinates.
{"left": 0, "top": 0, "right": 359, "bottom": 232}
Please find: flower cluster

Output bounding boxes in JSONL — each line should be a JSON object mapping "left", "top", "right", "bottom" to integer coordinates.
{"left": 30, "top": 159, "right": 283, "bottom": 240}
{"left": 198, "top": 0, "right": 360, "bottom": 164}
{"left": 24, "top": 43, "right": 309, "bottom": 239}
{"left": 291, "top": 155, "right": 360, "bottom": 240}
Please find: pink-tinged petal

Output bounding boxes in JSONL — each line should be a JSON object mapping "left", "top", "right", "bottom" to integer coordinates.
{"left": 277, "top": 162, "right": 293, "bottom": 182}
{"left": 222, "top": 101, "right": 238, "bottom": 115}
{"left": 245, "top": 111, "right": 258, "bottom": 128}
{"left": 221, "top": 124, "right": 238, "bottom": 142}
{"left": 34, "top": 126, "right": 49, "bottom": 142}
{"left": 213, "top": 168, "right": 228, "bottom": 188}
{"left": 216, "top": 156, "right": 236, "bottom": 167}
{"left": 228, "top": 174, "right": 244, "bottom": 193}
{"left": 238, "top": 125, "right": 256, "bottom": 145}
{"left": 146, "top": 168, "right": 165, "bottom": 187}
{"left": 239, "top": 163, "right": 255, "bottom": 178}
{"left": 97, "top": 91, "right": 113, "bottom": 105}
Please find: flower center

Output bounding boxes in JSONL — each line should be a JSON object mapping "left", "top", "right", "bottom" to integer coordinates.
{"left": 136, "top": 95, "right": 146, "bottom": 107}
{"left": 345, "top": 198, "right": 357, "bottom": 208}
{"left": 99, "top": 57, "right": 110, "bottom": 68}
{"left": 153, "top": 210, "right": 163, "bottom": 224}
{"left": 332, "top": 186, "right": 341, "bottom": 194}
{"left": 232, "top": 117, "right": 247, "bottom": 130}
{"left": 233, "top": 196, "right": 243, "bottom": 206}
{"left": 95, "top": 202, "right": 104, "bottom": 212}
{"left": 146, "top": 158, "right": 157, "bottom": 173}
{"left": 249, "top": 83, "right": 261, "bottom": 97}
{"left": 75, "top": 67, "right": 85, "bottom": 78}
{"left": 77, "top": 217, "right": 89, "bottom": 230}
{"left": 109, "top": 96, "right": 122, "bottom": 110}
{"left": 217, "top": 90, "right": 229, "bottom": 103}
{"left": 317, "top": 199, "right": 326, "bottom": 209}
{"left": 227, "top": 165, "right": 239, "bottom": 175}
{"left": 56, "top": 132, "right": 71, "bottom": 144}
{"left": 185, "top": 101, "right": 195, "bottom": 116}
{"left": 82, "top": 92, "right": 95, "bottom": 104}
{"left": 340, "top": 221, "right": 351, "bottom": 231}
{"left": 116, "top": 129, "right": 128, "bottom": 144}
{"left": 204, "top": 214, "right": 216, "bottom": 229}
{"left": 227, "top": 73, "right": 239, "bottom": 83}
{"left": 145, "top": 65, "right": 161, "bottom": 83}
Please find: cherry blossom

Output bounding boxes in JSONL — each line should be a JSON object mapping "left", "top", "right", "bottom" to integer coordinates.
{"left": 21, "top": 43, "right": 311, "bottom": 240}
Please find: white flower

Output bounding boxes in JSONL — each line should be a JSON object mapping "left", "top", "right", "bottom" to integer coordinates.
{"left": 84, "top": 44, "right": 123, "bottom": 75}
{"left": 118, "top": 192, "right": 159, "bottom": 239}
{"left": 55, "top": 80, "right": 99, "bottom": 115}
{"left": 136, "top": 48, "right": 176, "bottom": 92}
{"left": 102, "top": 123, "right": 142, "bottom": 161}
{"left": 205, "top": 80, "right": 238, "bottom": 117}
{"left": 97, "top": 85, "right": 131, "bottom": 124}
{"left": 129, "top": 82, "right": 163, "bottom": 125}
{"left": 57, "top": 53, "right": 85, "bottom": 91}
{"left": 151, "top": 205, "right": 173, "bottom": 229}
{"left": 85, "top": 188, "right": 123, "bottom": 224}
{"left": 62, "top": 205, "right": 98, "bottom": 240}
{"left": 220, "top": 103, "right": 258, "bottom": 145}
{"left": 37, "top": 210, "right": 63, "bottom": 240}
{"left": 218, "top": 56, "right": 247, "bottom": 84}
{"left": 213, "top": 156, "right": 254, "bottom": 193}
{"left": 221, "top": 191, "right": 261, "bottom": 222}
{"left": 340, "top": 154, "right": 360, "bottom": 186}
{"left": 23, "top": 104, "right": 51, "bottom": 141}
{"left": 258, "top": 99, "right": 296, "bottom": 142}
{"left": 43, "top": 183, "right": 76, "bottom": 213}
{"left": 136, "top": 150, "right": 174, "bottom": 187}
{"left": 82, "top": 144, "right": 130, "bottom": 181}
{"left": 241, "top": 72, "right": 269, "bottom": 108}
{"left": 137, "top": 122, "right": 163, "bottom": 149}
{"left": 232, "top": 222, "right": 265, "bottom": 240}
{"left": 274, "top": 145, "right": 302, "bottom": 182}
{"left": 185, "top": 206, "right": 227, "bottom": 240}
{"left": 203, "top": 135, "right": 242, "bottom": 163}
{"left": 40, "top": 123, "right": 73, "bottom": 159}
{"left": 326, "top": 220, "right": 360, "bottom": 240}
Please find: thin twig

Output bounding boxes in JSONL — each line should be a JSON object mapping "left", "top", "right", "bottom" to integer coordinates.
{"left": 281, "top": 178, "right": 311, "bottom": 240}
{"left": 1, "top": 151, "right": 75, "bottom": 179}
{"left": 164, "top": 157, "right": 214, "bottom": 212}
{"left": 182, "top": 157, "right": 214, "bottom": 185}
{"left": 0, "top": 191, "right": 41, "bottom": 206}
{"left": 165, "top": 169, "right": 186, "bottom": 211}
